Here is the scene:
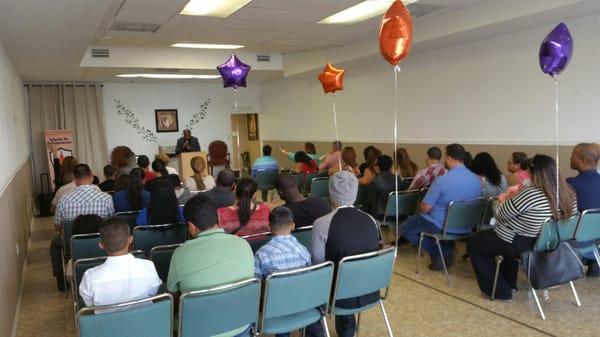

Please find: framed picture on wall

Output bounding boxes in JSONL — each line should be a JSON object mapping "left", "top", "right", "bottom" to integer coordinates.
{"left": 155, "top": 109, "right": 179, "bottom": 133}
{"left": 247, "top": 113, "right": 259, "bottom": 141}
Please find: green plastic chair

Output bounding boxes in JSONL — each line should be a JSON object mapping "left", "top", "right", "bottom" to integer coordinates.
{"left": 292, "top": 173, "right": 306, "bottom": 194}
{"left": 241, "top": 231, "right": 273, "bottom": 253}
{"left": 179, "top": 278, "right": 261, "bottom": 337}
{"left": 398, "top": 177, "right": 414, "bottom": 191}
{"left": 381, "top": 190, "right": 421, "bottom": 227}
{"left": 573, "top": 209, "right": 600, "bottom": 264}
{"left": 293, "top": 226, "right": 313, "bottom": 252}
{"left": 150, "top": 244, "right": 183, "bottom": 284}
{"left": 133, "top": 223, "right": 187, "bottom": 256}
{"left": 309, "top": 177, "right": 329, "bottom": 200}
{"left": 256, "top": 171, "right": 279, "bottom": 201}
{"left": 259, "top": 262, "right": 334, "bottom": 336}
{"left": 417, "top": 198, "right": 485, "bottom": 285}
{"left": 59, "top": 220, "right": 76, "bottom": 295}
{"left": 76, "top": 293, "right": 173, "bottom": 337}
{"left": 330, "top": 247, "right": 396, "bottom": 337}
{"left": 71, "top": 234, "right": 106, "bottom": 261}
{"left": 114, "top": 211, "right": 142, "bottom": 230}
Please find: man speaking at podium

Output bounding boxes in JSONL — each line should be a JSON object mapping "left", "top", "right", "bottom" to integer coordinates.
{"left": 175, "top": 129, "right": 201, "bottom": 154}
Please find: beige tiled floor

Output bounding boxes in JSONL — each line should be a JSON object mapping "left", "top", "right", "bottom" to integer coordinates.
{"left": 16, "top": 218, "right": 600, "bottom": 337}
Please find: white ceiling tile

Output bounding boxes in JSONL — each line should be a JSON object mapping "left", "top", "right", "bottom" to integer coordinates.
{"left": 229, "top": 7, "right": 325, "bottom": 23}
{"left": 114, "top": 9, "right": 174, "bottom": 24}
{"left": 215, "top": 18, "right": 309, "bottom": 32}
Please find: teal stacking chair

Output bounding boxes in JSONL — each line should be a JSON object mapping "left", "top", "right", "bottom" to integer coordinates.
{"left": 292, "top": 173, "right": 306, "bottom": 194}
{"left": 417, "top": 198, "right": 485, "bottom": 285}
{"left": 71, "top": 234, "right": 105, "bottom": 261}
{"left": 241, "top": 231, "right": 273, "bottom": 253}
{"left": 76, "top": 293, "right": 173, "bottom": 337}
{"left": 381, "top": 189, "right": 421, "bottom": 226}
{"left": 355, "top": 184, "right": 375, "bottom": 212}
{"left": 150, "top": 244, "right": 182, "bottom": 283}
{"left": 259, "top": 262, "right": 334, "bottom": 336}
{"left": 398, "top": 177, "right": 414, "bottom": 191}
{"left": 309, "top": 177, "right": 329, "bottom": 201}
{"left": 133, "top": 223, "right": 187, "bottom": 256}
{"left": 114, "top": 211, "right": 142, "bottom": 230}
{"left": 573, "top": 209, "right": 600, "bottom": 266}
{"left": 330, "top": 247, "right": 396, "bottom": 337}
{"left": 477, "top": 197, "right": 498, "bottom": 232}
{"left": 491, "top": 216, "right": 581, "bottom": 320}
{"left": 293, "top": 226, "right": 313, "bottom": 252}
{"left": 179, "top": 278, "right": 261, "bottom": 337}
{"left": 256, "top": 170, "right": 279, "bottom": 202}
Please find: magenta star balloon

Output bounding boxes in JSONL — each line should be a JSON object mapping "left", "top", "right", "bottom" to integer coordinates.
{"left": 217, "top": 54, "right": 251, "bottom": 89}
{"left": 539, "top": 23, "right": 573, "bottom": 77}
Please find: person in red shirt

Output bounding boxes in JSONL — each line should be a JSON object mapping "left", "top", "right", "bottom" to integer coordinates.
{"left": 137, "top": 155, "right": 156, "bottom": 182}
{"left": 217, "top": 177, "right": 270, "bottom": 237}
{"left": 292, "top": 151, "right": 318, "bottom": 174}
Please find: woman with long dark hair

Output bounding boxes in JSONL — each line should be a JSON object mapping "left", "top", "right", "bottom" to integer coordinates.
{"left": 292, "top": 151, "right": 318, "bottom": 174}
{"left": 358, "top": 147, "right": 381, "bottom": 186}
{"left": 470, "top": 152, "right": 507, "bottom": 199}
{"left": 395, "top": 147, "right": 418, "bottom": 178}
{"left": 145, "top": 159, "right": 176, "bottom": 192}
{"left": 328, "top": 146, "right": 360, "bottom": 176}
{"left": 113, "top": 168, "right": 150, "bottom": 212}
{"left": 217, "top": 177, "right": 269, "bottom": 237}
{"left": 136, "top": 178, "right": 183, "bottom": 225}
{"left": 467, "top": 154, "right": 577, "bottom": 301}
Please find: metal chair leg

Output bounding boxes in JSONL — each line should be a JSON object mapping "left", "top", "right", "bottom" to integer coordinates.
{"left": 321, "top": 316, "right": 331, "bottom": 337}
{"left": 379, "top": 301, "right": 394, "bottom": 337}
{"left": 301, "top": 327, "right": 306, "bottom": 337}
{"left": 491, "top": 255, "right": 504, "bottom": 300}
{"left": 530, "top": 287, "right": 546, "bottom": 320}
{"left": 434, "top": 237, "right": 450, "bottom": 286}
{"left": 416, "top": 233, "right": 424, "bottom": 273}
{"left": 356, "top": 312, "right": 361, "bottom": 337}
{"left": 569, "top": 281, "right": 581, "bottom": 307}
{"left": 593, "top": 248, "right": 600, "bottom": 269}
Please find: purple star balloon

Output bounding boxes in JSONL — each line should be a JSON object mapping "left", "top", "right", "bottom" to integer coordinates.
{"left": 539, "top": 23, "right": 573, "bottom": 77}
{"left": 217, "top": 54, "right": 251, "bottom": 89}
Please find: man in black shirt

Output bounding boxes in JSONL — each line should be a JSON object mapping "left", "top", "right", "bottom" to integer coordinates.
{"left": 204, "top": 169, "right": 235, "bottom": 209}
{"left": 275, "top": 174, "right": 331, "bottom": 228}
{"left": 312, "top": 171, "right": 380, "bottom": 337}
{"left": 98, "top": 164, "right": 116, "bottom": 192}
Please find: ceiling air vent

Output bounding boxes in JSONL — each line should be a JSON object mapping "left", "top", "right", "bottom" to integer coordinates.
{"left": 406, "top": 3, "right": 447, "bottom": 18}
{"left": 257, "top": 54, "right": 270, "bottom": 62}
{"left": 91, "top": 48, "right": 109, "bottom": 58}
{"left": 109, "top": 21, "right": 161, "bottom": 33}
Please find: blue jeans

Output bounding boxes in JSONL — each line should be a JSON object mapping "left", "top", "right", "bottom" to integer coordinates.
{"left": 400, "top": 215, "right": 454, "bottom": 259}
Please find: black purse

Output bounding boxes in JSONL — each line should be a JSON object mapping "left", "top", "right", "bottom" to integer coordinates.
{"left": 520, "top": 224, "right": 585, "bottom": 289}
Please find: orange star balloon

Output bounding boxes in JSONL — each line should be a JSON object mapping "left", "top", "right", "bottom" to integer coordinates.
{"left": 318, "top": 63, "right": 345, "bottom": 94}
{"left": 379, "top": 0, "right": 413, "bottom": 66}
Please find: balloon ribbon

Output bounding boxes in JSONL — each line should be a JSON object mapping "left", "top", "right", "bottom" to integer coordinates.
{"left": 394, "top": 65, "right": 401, "bottom": 257}
{"left": 332, "top": 93, "right": 342, "bottom": 170}
{"left": 554, "top": 77, "right": 559, "bottom": 210}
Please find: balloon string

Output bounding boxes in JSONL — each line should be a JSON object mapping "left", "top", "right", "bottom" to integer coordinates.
{"left": 394, "top": 64, "right": 401, "bottom": 256}
{"left": 332, "top": 93, "right": 342, "bottom": 171}
{"left": 554, "top": 77, "right": 559, "bottom": 212}
{"left": 234, "top": 88, "right": 239, "bottom": 113}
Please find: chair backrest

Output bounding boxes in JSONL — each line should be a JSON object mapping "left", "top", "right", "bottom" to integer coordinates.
{"left": 114, "top": 211, "right": 142, "bottom": 230}
{"left": 133, "top": 223, "right": 187, "bottom": 256}
{"left": 208, "top": 140, "right": 228, "bottom": 159}
{"left": 256, "top": 171, "right": 279, "bottom": 190}
{"left": 77, "top": 293, "right": 173, "bottom": 337}
{"left": 532, "top": 216, "right": 578, "bottom": 252}
{"left": 480, "top": 197, "right": 498, "bottom": 226}
{"left": 292, "top": 173, "right": 306, "bottom": 193}
{"left": 260, "top": 262, "right": 334, "bottom": 331}
{"left": 179, "top": 278, "right": 261, "bottom": 337}
{"left": 71, "top": 234, "right": 106, "bottom": 261}
{"left": 241, "top": 231, "right": 273, "bottom": 253}
{"left": 398, "top": 177, "right": 413, "bottom": 191}
{"left": 150, "top": 244, "right": 183, "bottom": 283}
{"left": 443, "top": 198, "right": 485, "bottom": 235}
{"left": 383, "top": 190, "right": 421, "bottom": 226}
{"left": 574, "top": 209, "right": 600, "bottom": 254}
{"left": 309, "top": 177, "right": 329, "bottom": 199}
{"left": 292, "top": 226, "right": 313, "bottom": 252}
{"left": 62, "top": 220, "right": 75, "bottom": 255}
{"left": 331, "top": 247, "right": 395, "bottom": 312}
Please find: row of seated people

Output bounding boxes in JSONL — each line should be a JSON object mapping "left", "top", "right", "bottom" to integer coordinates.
{"left": 69, "top": 171, "right": 378, "bottom": 337}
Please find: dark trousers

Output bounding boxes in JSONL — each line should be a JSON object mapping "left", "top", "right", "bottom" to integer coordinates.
{"left": 275, "top": 321, "right": 324, "bottom": 337}
{"left": 401, "top": 215, "right": 454, "bottom": 260}
{"left": 49, "top": 234, "right": 64, "bottom": 279}
{"left": 334, "top": 314, "right": 356, "bottom": 337}
{"left": 467, "top": 230, "right": 535, "bottom": 299}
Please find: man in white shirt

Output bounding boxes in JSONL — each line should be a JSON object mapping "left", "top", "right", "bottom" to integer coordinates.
{"left": 79, "top": 218, "right": 161, "bottom": 308}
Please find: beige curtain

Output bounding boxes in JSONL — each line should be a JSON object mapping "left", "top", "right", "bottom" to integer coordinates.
{"left": 27, "top": 84, "right": 108, "bottom": 194}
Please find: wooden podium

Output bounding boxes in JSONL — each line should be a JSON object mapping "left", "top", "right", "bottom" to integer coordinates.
{"left": 178, "top": 151, "right": 209, "bottom": 179}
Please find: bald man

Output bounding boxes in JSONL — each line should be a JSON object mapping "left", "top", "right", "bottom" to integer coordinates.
{"left": 175, "top": 129, "right": 200, "bottom": 154}
{"left": 567, "top": 143, "right": 600, "bottom": 211}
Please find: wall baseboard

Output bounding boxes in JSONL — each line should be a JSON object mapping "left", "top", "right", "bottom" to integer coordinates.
{"left": 10, "top": 215, "right": 33, "bottom": 337}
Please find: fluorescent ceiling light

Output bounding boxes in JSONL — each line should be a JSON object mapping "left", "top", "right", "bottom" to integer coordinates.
{"left": 117, "top": 74, "right": 221, "bottom": 79}
{"left": 180, "top": 0, "right": 252, "bottom": 17}
{"left": 319, "top": 0, "right": 417, "bottom": 25}
{"left": 171, "top": 43, "right": 244, "bottom": 50}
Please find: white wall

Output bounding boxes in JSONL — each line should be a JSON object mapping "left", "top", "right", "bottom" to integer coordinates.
{"left": 103, "top": 82, "right": 261, "bottom": 157}
{"left": 262, "top": 14, "right": 600, "bottom": 145}
{"left": 0, "top": 40, "right": 28, "bottom": 191}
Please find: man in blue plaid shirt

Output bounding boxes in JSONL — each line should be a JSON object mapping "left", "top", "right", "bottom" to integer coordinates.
{"left": 254, "top": 206, "right": 323, "bottom": 337}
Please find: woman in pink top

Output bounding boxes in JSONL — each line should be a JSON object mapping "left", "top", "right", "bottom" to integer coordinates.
{"left": 506, "top": 152, "right": 531, "bottom": 187}
{"left": 217, "top": 177, "right": 270, "bottom": 237}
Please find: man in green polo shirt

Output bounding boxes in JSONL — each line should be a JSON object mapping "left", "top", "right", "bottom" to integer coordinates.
{"left": 167, "top": 194, "right": 254, "bottom": 336}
